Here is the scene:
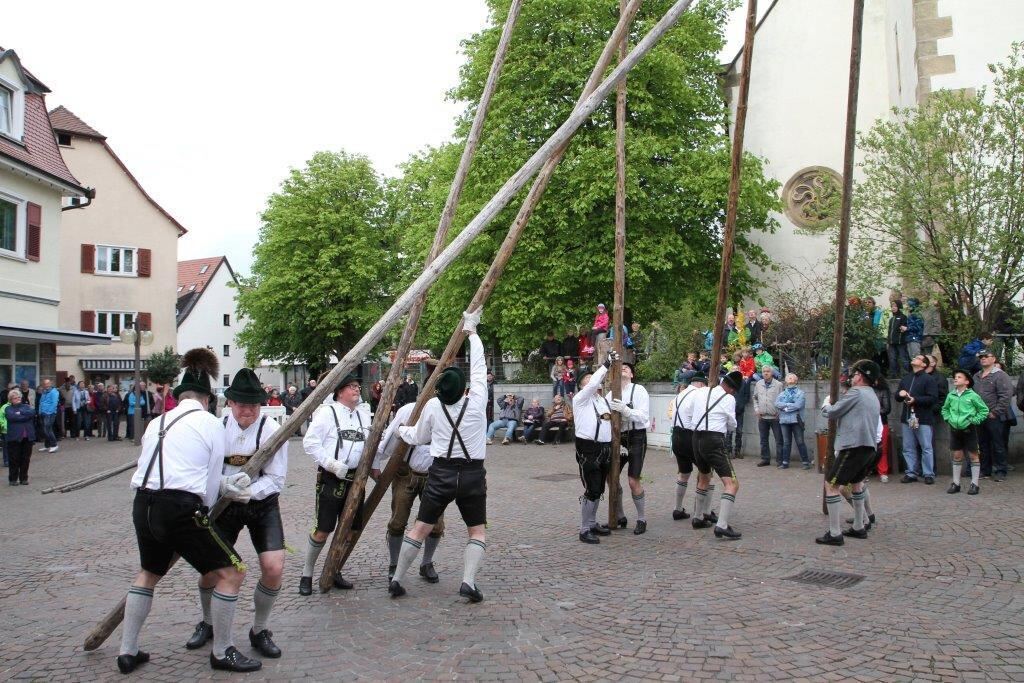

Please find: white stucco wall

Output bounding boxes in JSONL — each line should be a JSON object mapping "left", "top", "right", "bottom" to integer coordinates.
{"left": 176, "top": 262, "right": 244, "bottom": 389}
{"left": 931, "top": 0, "right": 1024, "bottom": 96}
{"left": 885, "top": 0, "right": 918, "bottom": 110}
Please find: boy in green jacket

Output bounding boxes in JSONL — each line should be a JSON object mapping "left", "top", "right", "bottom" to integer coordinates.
{"left": 940, "top": 369, "right": 989, "bottom": 495}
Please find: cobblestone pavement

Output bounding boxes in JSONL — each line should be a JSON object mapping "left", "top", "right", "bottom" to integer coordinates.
{"left": 1, "top": 435, "right": 1023, "bottom": 681}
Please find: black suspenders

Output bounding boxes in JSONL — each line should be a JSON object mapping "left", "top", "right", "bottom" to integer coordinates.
{"left": 698, "top": 390, "right": 727, "bottom": 431}
{"left": 440, "top": 399, "right": 470, "bottom": 459}
{"left": 142, "top": 409, "right": 202, "bottom": 490}
{"left": 673, "top": 388, "right": 689, "bottom": 429}
{"left": 591, "top": 395, "right": 609, "bottom": 441}
{"left": 330, "top": 407, "right": 364, "bottom": 461}
{"left": 223, "top": 415, "right": 268, "bottom": 477}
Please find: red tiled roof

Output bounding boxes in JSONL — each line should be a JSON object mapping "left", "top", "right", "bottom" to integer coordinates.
{"left": 178, "top": 257, "right": 224, "bottom": 296}
{"left": 49, "top": 105, "right": 105, "bottom": 139}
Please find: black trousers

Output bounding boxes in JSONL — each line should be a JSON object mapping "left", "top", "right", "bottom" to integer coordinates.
{"left": 7, "top": 439, "right": 31, "bottom": 483}
{"left": 977, "top": 418, "right": 1009, "bottom": 477}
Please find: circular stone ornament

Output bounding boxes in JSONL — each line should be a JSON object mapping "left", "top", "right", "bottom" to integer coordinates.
{"left": 782, "top": 166, "right": 843, "bottom": 231}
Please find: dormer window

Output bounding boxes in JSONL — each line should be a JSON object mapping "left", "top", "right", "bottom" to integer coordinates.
{"left": 0, "top": 85, "right": 12, "bottom": 136}
{"left": 0, "top": 75, "right": 24, "bottom": 140}
{"left": 57, "top": 132, "right": 72, "bottom": 146}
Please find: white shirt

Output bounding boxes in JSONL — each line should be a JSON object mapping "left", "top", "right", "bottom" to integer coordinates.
{"left": 685, "top": 385, "right": 737, "bottom": 435}
{"left": 673, "top": 385, "right": 702, "bottom": 430}
{"left": 399, "top": 333, "right": 488, "bottom": 460}
{"left": 303, "top": 401, "right": 372, "bottom": 470}
{"left": 130, "top": 398, "right": 226, "bottom": 507}
{"left": 619, "top": 381, "right": 650, "bottom": 431}
{"left": 223, "top": 413, "right": 288, "bottom": 501}
{"left": 573, "top": 364, "right": 612, "bottom": 443}
{"left": 378, "top": 402, "right": 433, "bottom": 473}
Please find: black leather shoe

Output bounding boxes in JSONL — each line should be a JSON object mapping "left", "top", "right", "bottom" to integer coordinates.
{"left": 691, "top": 518, "right": 712, "bottom": 529}
{"left": 589, "top": 525, "right": 611, "bottom": 536}
{"left": 706, "top": 510, "right": 718, "bottom": 524}
{"left": 616, "top": 517, "right": 628, "bottom": 529}
{"left": 116, "top": 650, "right": 150, "bottom": 674}
{"left": 757, "top": 460, "right": 771, "bottom": 467}
{"left": 672, "top": 508, "right": 690, "bottom": 520}
{"left": 333, "top": 573, "right": 354, "bottom": 590}
{"left": 633, "top": 520, "right": 647, "bottom": 535}
{"left": 388, "top": 580, "right": 406, "bottom": 598}
{"left": 185, "top": 621, "right": 213, "bottom": 650}
{"left": 298, "top": 576, "right": 312, "bottom": 596}
{"left": 968, "top": 483, "right": 980, "bottom": 495}
{"left": 713, "top": 525, "right": 742, "bottom": 540}
{"left": 842, "top": 527, "right": 868, "bottom": 539}
{"left": 924, "top": 476, "right": 935, "bottom": 485}
{"left": 210, "top": 646, "right": 262, "bottom": 672}
{"left": 388, "top": 564, "right": 397, "bottom": 581}
{"left": 900, "top": 474, "right": 917, "bottom": 483}
{"left": 249, "top": 629, "right": 281, "bottom": 658}
{"left": 579, "top": 530, "right": 600, "bottom": 544}
{"left": 845, "top": 514, "right": 875, "bottom": 529}
{"left": 815, "top": 532, "right": 845, "bottom": 546}
{"left": 947, "top": 483, "right": 961, "bottom": 494}
{"left": 459, "top": 581, "right": 484, "bottom": 603}
{"left": 419, "top": 562, "right": 439, "bottom": 583}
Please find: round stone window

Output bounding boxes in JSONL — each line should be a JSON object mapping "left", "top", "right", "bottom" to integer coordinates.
{"left": 782, "top": 166, "right": 843, "bottom": 231}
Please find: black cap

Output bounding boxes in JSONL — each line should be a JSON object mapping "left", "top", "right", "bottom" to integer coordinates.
{"left": 224, "top": 368, "right": 267, "bottom": 404}
{"left": 334, "top": 374, "right": 361, "bottom": 396}
{"left": 722, "top": 370, "right": 743, "bottom": 391}
{"left": 689, "top": 373, "right": 707, "bottom": 385}
{"left": 850, "top": 359, "right": 882, "bottom": 382}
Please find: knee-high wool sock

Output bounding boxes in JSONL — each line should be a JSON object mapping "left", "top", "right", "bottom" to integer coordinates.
{"left": 302, "top": 535, "right": 325, "bottom": 578}
{"left": 387, "top": 534, "right": 403, "bottom": 566}
{"left": 199, "top": 584, "right": 213, "bottom": 624}
{"left": 632, "top": 492, "right": 646, "bottom": 522}
{"left": 252, "top": 581, "right": 279, "bottom": 633}
{"left": 716, "top": 493, "right": 736, "bottom": 530}
{"left": 615, "top": 486, "right": 625, "bottom": 520}
{"left": 119, "top": 586, "right": 153, "bottom": 656}
{"left": 422, "top": 535, "right": 440, "bottom": 566}
{"left": 211, "top": 590, "right": 238, "bottom": 659}
{"left": 694, "top": 487, "right": 708, "bottom": 520}
{"left": 392, "top": 536, "right": 422, "bottom": 583}
{"left": 675, "top": 480, "right": 688, "bottom": 512}
{"left": 863, "top": 486, "right": 874, "bottom": 517}
{"left": 463, "top": 539, "right": 486, "bottom": 588}
{"left": 952, "top": 459, "right": 963, "bottom": 486}
{"left": 971, "top": 462, "right": 981, "bottom": 486}
{"left": 852, "top": 490, "right": 866, "bottom": 530}
{"left": 581, "top": 498, "right": 599, "bottom": 533}
{"left": 707, "top": 484, "right": 716, "bottom": 514}
{"left": 826, "top": 495, "right": 842, "bottom": 536}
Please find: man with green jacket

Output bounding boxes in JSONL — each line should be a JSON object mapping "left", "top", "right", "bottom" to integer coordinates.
{"left": 940, "top": 369, "right": 989, "bottom": 495}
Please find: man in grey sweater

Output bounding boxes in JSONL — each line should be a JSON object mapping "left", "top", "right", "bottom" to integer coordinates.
{"left": 973, "top": 350, "right": 1014, "bottom": 481}
{"left": 817, "top": 359, "right": 882, "bottom": 546}
{"left": 753, "top": 367, "right": 784, "bottom": 467}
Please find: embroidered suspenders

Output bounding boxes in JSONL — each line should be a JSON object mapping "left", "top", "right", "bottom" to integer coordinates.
{"left": 223, "top": 415, "right": 267, "bottom": 475}
{"left": 141, "top": 409, "right": 202, "bottom": 490}
{"left": 440, "top": 399, "right": 470, "bottom": 459}
{"left": 330, "top": 407, "right": 365, "bottom": 462}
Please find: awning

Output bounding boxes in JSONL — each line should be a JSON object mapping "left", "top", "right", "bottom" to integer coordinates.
{"left": 0, "top": 324, "right": 112, "bottom": 346}
{"left": 80, "top": 358, "right": 147, "bottom": 372}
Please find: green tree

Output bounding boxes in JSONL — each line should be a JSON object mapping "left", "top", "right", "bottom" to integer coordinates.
{"left": 145, "top": 346, "right": 181, "bottom": 385}
{"left": 236, "top": 151, "right": 395, "bottom": 370}
{"left": 390, "top": 0, "right": 780, "bottom": 354}
{"left": 851, "top": 43, "right": 1024, "bottom": 341}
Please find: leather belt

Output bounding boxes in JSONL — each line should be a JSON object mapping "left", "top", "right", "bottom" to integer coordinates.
{"left": 224, "top": 454, "right": 253, "bottom": 466}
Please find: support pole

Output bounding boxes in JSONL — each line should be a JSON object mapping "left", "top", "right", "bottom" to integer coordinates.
{"left": 318, "top": 0, "right": 524, "bottom": 593}
{"left": 607, "top": 0, "right": 629, "bottom": 529}
{"left": 84, "top": 0, "right": 691, "bottom": 650}
{"left": 708, "top": 0, "right": 757, "bottom": 380}
{"left": 328, "top": 0, "right": 649, "bottom": 574}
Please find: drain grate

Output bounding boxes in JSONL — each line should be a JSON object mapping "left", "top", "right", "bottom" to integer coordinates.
{"left": 784, "top": 569, "right": 865, "bottom": 589}
{"left": 533, "top": 473, "right": 579, "bottom": 482}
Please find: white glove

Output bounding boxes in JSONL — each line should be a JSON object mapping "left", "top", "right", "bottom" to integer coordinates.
{"left": 620, "top": 445, "right": 629, "bottom": 459}
{"left": 604, "top": 350, "right": 621, "bottom": 368}
{"left": 609, "top": 398, "right": 631, "bottom": 417}
{"left": 462, "top": 307, "right": 482, "bottom": 334}
{"left": 219, "top": 472, "right": 252, "bottom": 503}
{"left": 324, "top": 459, "right": 349, "bottom": 479}
{"left": 822, "top": 396, "right": 831, "bottom": 409}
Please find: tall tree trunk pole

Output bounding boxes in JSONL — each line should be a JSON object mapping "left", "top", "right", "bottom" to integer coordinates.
{"left": 825, "top": 0, "right": 865, "bottom": 475}
{"left": 607, "top": 0, "right": 629, "bottom": 529}
{"left": 84, "top": 0, "right": 688, "bottom": 649}
{"left": 327, "top": 0, "right": 649, "bottom": 574}
{"left": 317, "top": 0, "right": 524, "bottom": 593}
{"left": 709, "top": 0, "right": 756, "bottom": 381}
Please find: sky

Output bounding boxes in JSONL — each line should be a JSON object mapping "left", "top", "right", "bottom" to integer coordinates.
{"left": 6, "top": 0, "right": 753, "bottom": 275}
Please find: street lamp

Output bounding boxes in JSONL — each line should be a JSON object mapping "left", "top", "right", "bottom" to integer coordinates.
{"left": 120, "top": 320, "right": 154, "bottom": 446}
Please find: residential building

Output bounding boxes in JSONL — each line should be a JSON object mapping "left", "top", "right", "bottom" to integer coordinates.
{"left": 177, "top": 256, "right": 244, "bottom": 390}
{"left": 0, "top": 47, "right": 108, "bottom": 387}
{"left": 51, "top": 106, "right": 185, "bottom": 386}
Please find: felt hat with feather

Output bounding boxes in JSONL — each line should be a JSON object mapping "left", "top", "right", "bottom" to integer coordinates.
{"left": 173, "top": 347, "right": 219, "bottom": 399}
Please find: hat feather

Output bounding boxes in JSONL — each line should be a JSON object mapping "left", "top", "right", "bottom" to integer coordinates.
{"left": 181, "top": 347, "right": 219, "bottom": 379}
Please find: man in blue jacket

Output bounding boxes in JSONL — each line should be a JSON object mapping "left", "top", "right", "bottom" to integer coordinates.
{"left": 37, "top": 379, "right": 60, "bottom": 453}
{"left": 895, "top": 354, "right": 939, "bottom": 484}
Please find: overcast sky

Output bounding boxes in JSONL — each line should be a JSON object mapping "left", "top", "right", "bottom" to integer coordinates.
{"left": 7, "top": 1, "right": 752, "bottom": 275}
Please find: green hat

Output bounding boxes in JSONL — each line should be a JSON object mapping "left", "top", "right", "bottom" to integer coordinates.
{"left": 173, "top": 348, "right": 219, "bottom": 399}
{"left": 334, "top": 374, "right": 361, "bottom": 397}
{"left": 224, "top": 368, "right": 267, "bottom": 404}
{"left": 435, "top": 367, "right": 466, "bottom": 405}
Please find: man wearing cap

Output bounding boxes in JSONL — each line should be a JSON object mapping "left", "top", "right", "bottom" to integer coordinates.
{"left": 895, "top": 354, "right": 939, "bottom": 484}
{"left": 185, "top": 369, "right": 289, "bottom": 659}
{"left": 972, "top": 349, "right": 1014, "bottom": 482}
{"left": 609, "top": 362, "right": 651, "bottom": 534}
{"left": 117, "top": 349, "right": 261, "bottom": 674}
{"left": 670, "top": 373, "right": 706, "bottom": 521}
{"left": 818, "top": 359, "right": 882, "bottom": 546}
{"left": 572, "top": 350, "right": 621, "bottom": 544}
{"left": 686, "top": 370, "right": 743, "bottom": 539}
{"left": 299, "top": 373, "right": 370, "bottom": 596}
{"left": 389, "top": 309, "right": 489, "bottom": 603}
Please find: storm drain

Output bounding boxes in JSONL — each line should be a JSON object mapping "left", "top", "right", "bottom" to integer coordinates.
{"left": 533, "top": 473, "right": 579, "bottom": 482}
{"left": 784, "top": 569, "right": 865, "bottom": 589}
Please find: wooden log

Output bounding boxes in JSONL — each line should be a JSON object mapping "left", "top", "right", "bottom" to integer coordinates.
{"left": 318, "top": 0, "right": 523, "bottom": 593}
{"left": 708, "top": 0, "right": 757, "bottom": 381}
{"left": 83, "top": 0, "right": 691, "bottom": 649}
{"left": 41, "top": 460, "right": 136, "bottom": 494}
{"left": 607, "top": 0, "right": 629, "bottom": 528}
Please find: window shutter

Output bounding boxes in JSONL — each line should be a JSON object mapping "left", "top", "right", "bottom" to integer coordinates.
{"left": 138, "top": 248, "right": 152, "bottom": 277}
{"left": 56, "top": 371, "right": 69, "bottom": 386}
{"left": 139, "top": 312, "right": 152, "bottom": 330}
{"left": 27, "top": 202, "right": 42, "bottom": 261}
{"left": 81, "top": 243, "right": 95, "bottom": 273}
{"left": 81, "top": 310, "right": 95, "bottom": 332}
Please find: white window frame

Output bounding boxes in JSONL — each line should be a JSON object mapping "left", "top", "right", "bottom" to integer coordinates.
{"left": 0, "top": 75, "right": 25, "bottom": 141}
{"left": 96, "top": 310, "right": 137, "bottom": 340}
{"left": 0, "top": 186, "right": 26, "bottom": 261}
{"left": 95, "top": 244, "right": 139, "bottom": 277}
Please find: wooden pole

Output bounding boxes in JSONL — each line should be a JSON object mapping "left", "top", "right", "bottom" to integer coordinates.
{"left": 825, "top": 0, "right": 865, "bottom": 484}
{"left": 41, "top": 460, "right": 136, "bottom": 494}
{"left": 83, "top": 0, "right": 691, "bottom": 649}
{"left": 708, "top": 0, "right": 757, "bottom": 381}
{"left": 607, "top": 0, "right": 629, "bottom": 529}
{"left": 326, "top": 0, "right": 649, "bottom": 574}
{"left": 318, "top": 0, "right": 524, "bottom": 593}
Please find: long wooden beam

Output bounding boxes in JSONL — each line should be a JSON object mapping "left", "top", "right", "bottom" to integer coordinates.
{"left": 318, "top": 0, "right": 524, "bottom": 593}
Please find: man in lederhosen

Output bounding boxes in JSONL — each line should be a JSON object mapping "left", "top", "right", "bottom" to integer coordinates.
{"left": 670, "top": 373, "right": 705, "bottom": 521}
{"left": 117, "top": 349, "right": 261, "bottom": 674}
{"left": 298, "top": 373, "right": 370, "bottom": 595}
{"left": 185, "top": 369, "right": 289, "bottom": 659}
{"left": 389, "top": 309, "right": 488, "bottom": 602}
{"left": 377, "top": 398, "right": 445, "bottom": 583}
{"left": 609, "top": 362, "right": 651, "bottom": 534}
{"left": 573, "top": 350, "right": 621, "bottom": 544}
{"left": 687, "top": 370, "right": 743, "bottom": 540}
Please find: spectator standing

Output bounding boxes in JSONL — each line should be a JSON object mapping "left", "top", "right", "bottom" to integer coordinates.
{"left": 864, "top": 297, "right": 889, "bottom": 368}
{"left": 105, "top": 384, "right": 123, "bottom": 441}
{"left": 874, "top": 376, "right": 892, "bottom": 482}
{"left": 282, "top": 385, "right": 302, "bottom": 415}
{"left": 37, "top": 379, "right": 59, "bottom": 453}
{"left": 60, "top": 376, "right": 76, "bottom": 438}
{"left": 562, "top": 361, "right": 577, "bottom": 396}
{"left": 486, "top": 371, "right": 495, "bottom": 424}
{"left": 536, "top": 396, "right": 570, "bottom": 445}
{"left": 972, "top": 349, "right": 1014, "bottom": 482}
{"left": 17, "top": 379, "right": 35, "bottom": 409}
{"left": 724, "top": 313, "right": 740, "bottom": 347}
{"left": 393, "top": 374, "right": 418, "bottom": 413}
{"left": 93, "top": 383, "right": 108, "bottom": 438}
{"left": 5, "top": 389, "right": 35, "bottom": 485}
{"left": 752, "top": 367, "right": 784, "bottom": 467}
{"left": 522, "top": 399, "right": 545, "bottom": 443}
{"left": 775, "top": 373, "right": 810, "bottom": 469}
{"left": 369, "top": 381, "right": 382, "bottom": 414}
{"left": 300, "top": 378, "right": 317, "bottom": 402}
{"left": 125, "top": 383, "right": 147, "bottom": 441}
{"left": 72, "top": 380, "right": 92, "bottom": 441}
{"left": 744, "top": 310, "right": 762, "bottom": 347}
{"left": 905, "top": 299, "right": 925, "bottom": 360}
{"left": 895, "top": 354, "right": 939, "bottom": 484}
{"left": 941, "top": 369, "right": 989, "bottom": 495}
{"left": 887, "top": 300, "right": 909, "bottom": 376}
{"left": 550, "top": 357, "right": 567, "bottom": 397}
{"left": 630, "top": 322, "right": 645, "bottom": 362}
{"left": 486, "top": 393, "right": 524, "bottom": 445}
{"left": 0, "top": 392, "right": 9, "bottom": 467}
{"left": 540, "top": 332, "right": 562, "bottom": 368}
{"left": 926, "top": 354, "right": 948, "bottom": 469}
{"left": 561, "top": 329, "right": 580, "bottom": 364}
{"left": 728, "top": 366, "right": 751, "bottom": 459}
